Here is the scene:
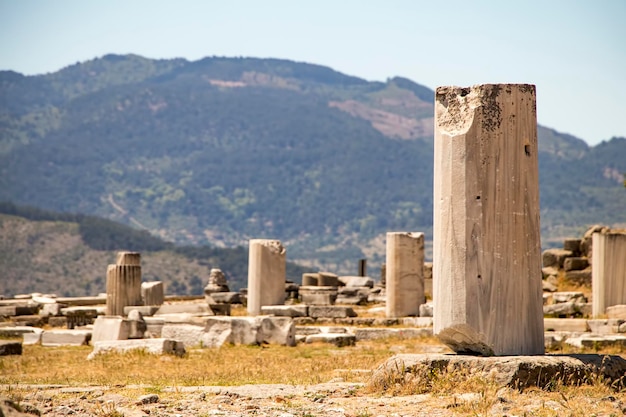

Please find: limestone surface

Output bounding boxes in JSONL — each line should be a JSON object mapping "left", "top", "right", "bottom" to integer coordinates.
{"left": 371, "top": 353, "right": 626, "bottom": 390}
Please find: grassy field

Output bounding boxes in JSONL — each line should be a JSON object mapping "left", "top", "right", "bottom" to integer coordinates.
{"left": 1, "top": 335, "right": 625, "bottom": 416}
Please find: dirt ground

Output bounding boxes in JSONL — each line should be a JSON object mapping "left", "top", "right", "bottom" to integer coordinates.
{"left": 3, "top": 381, "right": 625, "bottom": 417}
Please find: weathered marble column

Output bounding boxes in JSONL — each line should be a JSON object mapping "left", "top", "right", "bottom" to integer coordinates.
{"left": 247, "top": 239, "right": 286, "bottom": 315}
{"left": 386, "top": 232, "right": 425, "bottom": 318}
{"left": 433, "top": 84, "right": 544, "bottom": 356}
{"left": 592, "top": 231, "right": 626, "bottom": 316}
{"left": 106, "top": 264, "right": 142, "bottom": 316}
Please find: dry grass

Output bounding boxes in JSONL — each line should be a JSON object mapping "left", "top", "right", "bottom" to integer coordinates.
{"left": 1, "top": 336, "right": 625, "bottom": 416}
{"left": 0, "top": 337, "right": 441, "bottom": 387}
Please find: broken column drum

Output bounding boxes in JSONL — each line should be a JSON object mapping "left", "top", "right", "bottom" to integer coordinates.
{"left": 106, "top": 265, "right": 142, "bottom": 316}
{"left": 592, "top": 231, "right": 626, "bottom": 316}
{"left": 386, "top": 232, "right": 425, "bottom": 318}
{"left": 433, "top": 84, "right": 544, "bottom": 356}
{"left": 247, "top": 239, "right": 286, "bottom": 316}
{"left": 106, "top": 251, "right": 142, "bottom": 316}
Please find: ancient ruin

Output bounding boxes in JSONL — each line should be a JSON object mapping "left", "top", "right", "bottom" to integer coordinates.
{"left": 433, "top": 84, "right": 544, "bottom": 355}
{"left": 592, "top": 230, "right": 626, "bottom": 316}
{"left": 385, "top": 232, "right": 425, "bottom": 318}
{"left": 246, "top": 239, "right": 286, "bottom": 315}
{"left": 106, "top": 252, "right": 142, "bottom": 316}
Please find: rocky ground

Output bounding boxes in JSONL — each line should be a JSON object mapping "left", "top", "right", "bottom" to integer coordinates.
{"left": 2, "top": 381, "right": 625, "bottom": 417}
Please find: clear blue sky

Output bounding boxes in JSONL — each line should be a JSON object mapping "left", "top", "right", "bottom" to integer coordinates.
{"left": 1, "top": 0, "right": 624, "bottom": 145}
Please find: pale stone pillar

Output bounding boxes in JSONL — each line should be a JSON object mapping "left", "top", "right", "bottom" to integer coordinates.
{"left": 592, "top": 231, "right": 626, "bottom": 316}
{"left": 141, "top": 281, "right": 164, "bottom": 306}
{"left": 433, "top": 84, "right": 544, "bottom": 356}
{"left": 247, "top": 239, "right": 286, "bottom": 315}
{"left": 106, "top": 264, "right": 142, "bottom": 316}
{"left": 385, "top": 232, "right": 425, "bottom": 318}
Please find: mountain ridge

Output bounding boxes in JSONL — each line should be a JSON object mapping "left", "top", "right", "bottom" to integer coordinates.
{"left": 1, "top": 54, "right": 625, "bottom": 274}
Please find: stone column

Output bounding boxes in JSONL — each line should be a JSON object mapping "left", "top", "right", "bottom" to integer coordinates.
{"left": 116, "top": 251, "right": 141, "bottom": 266}
{"left": 385, "top": 232, "right": 425, "bottom": 318}
{"left": 106, "top": 264, "right": 142, "bottom": 316}
{"left": 433, "top": 84, "right": 544, "bottom": 356}
{"left": 141, "top": 281, "right": 164, "bottom": 306}
{"left": 247, "top": 239, "right": 286, "bottom": 315}
{"left": 592, "top": 231, "right": 626, "bottom": 316}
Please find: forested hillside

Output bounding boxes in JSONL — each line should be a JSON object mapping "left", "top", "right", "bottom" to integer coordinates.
{"left": 0, "top": 203, "right": 308, "bottom": 297}
{"left": 1, "top": 54, "right": 625, "bottom": 274}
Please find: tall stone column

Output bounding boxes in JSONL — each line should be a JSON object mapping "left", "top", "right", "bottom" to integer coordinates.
{"left": 592, "top": 231, "right": 626, "bottom": 316}
{"left": 386, "top": 232, "right": 425, "bottom": 318}
{"left": 433, "top": 84, "right": 544, "bottom": 356}
{"left": 106, "top": 251, "right": 142, "bottom": 316}
{"left": 247, "top": 239, "right": 286, "bottom": 316}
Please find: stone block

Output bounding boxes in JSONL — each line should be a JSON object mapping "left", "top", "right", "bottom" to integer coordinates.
{"left": 0, "top": 326, "right": 42, "bottom": 338}
{"left": 318, "top": 272, "right": 340, "bottom": 287}
{"left": 607, "top": 305, "right": 626, "bottom": 319}
{"left": 371, "top": 353, "right": 626, "bottom": 390}
{"left": 542, "top": 249, "right": 573, "bottom": 268}
{"left": 338, "top": 276, "right": 374, "bottom": 288}
{"left": 23, "top": 332, "right": 42, "bottom": 345}
{"left": 155, "top": 303, "right": 213, "bottom": 315}
{"left": 13, "top": 315, "right": 44, "bottom": 327}
{"left": 261, "top": 305, "right": 308, "bottom": 317}
{"left": 141, "top": 281, "right": 164, "bottom": 306}
{"left": 308, "top": 306, "right": 357, "bottom": 318}
{"left": 352, "top": 327, "right": 432, "bottom": 341}
{"left": 563, "top": 238, "right": 582, "bottom": 256}
{"left": 144, "top": 317, "right": 165, "bottom": 337}
{"left": 0, "top": 341, "right": 22, "bottom": 356}
{"left": 565, "top": 334, "right": 626, "bottom": 350}
{"left": 41, "top": 329, "right": 91, "bottom": 346}
{"left": 88, "top": 338, "right": 185, "bottom": 360}
{"left": 419, "top": 302, "right": 433, "bottom": 317}
{"left": 61, "top": 306, "right": 100, "bottom": 328}
{"left": 161, "top": 323, "right": 205, "bottom": 347}
{"left": 305, "top": 333, "right": 355, "bottom": 347}
{"left": 210, "top": 292, "right": 241, "bottom": 304}
{"left": 258, "top": 316, "right": 295, "bottom": 346}
{"left": 543, "top": 318, "right": 588, "bottom": 332}
{"left": 552, "top": 292, "right": 586, "bottom": 304}
{"left": 541, "top": 267, "right": 559, "bottom": 278}
{"left": 127, "top": 309, "right": 147, "bottom": 339}
{"left": 565, "top": 269, "right": 592, "bottom": 287}
{"left": 563, "top": 257, "right": 589, "bottom": 272}
{"left": 587, "top": 319, "right": 624, "bottom": 335}
{"left": 400, "top": 317, "right": 434, "bottom": 327}
{"left": 123, "top": 305, "right": 160, "bottom": 316}
{"left": 295, "top": 326, "right": 322, "bottom": 336}
{"left": 335, "top": 295, "right": 368, "bottom": 305}
{"left": 543, "top": 302, "right": 579, "bottom": 317}
{"left": 302, "top": 273, "right": 320, "bottom": 286}
{"left": 40, "top": 303, "right": 64, "bottom": 317}
{"left": 0, "top": 304, "right": 39, "bottom": 316}
{"left": 92, "top": 316, "right": 130, "bottom": 342}
{"left": 542, "top": 280, "right": 557, "bottom": 292}
{"left": 48, "top": 317, "right": 67, "bottom": 327}
{"left": 201, "top": 316, "right": 295, "bottom": 348}
{"left": 299, "top": 286, "right": 337, "bottom": 306}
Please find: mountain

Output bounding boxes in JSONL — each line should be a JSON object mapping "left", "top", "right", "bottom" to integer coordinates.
{"left": 0, "top": 202, "right": 307, "bottom": 297}
{"left": 1, "top": 54, "right": 625, "bottom": 275}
